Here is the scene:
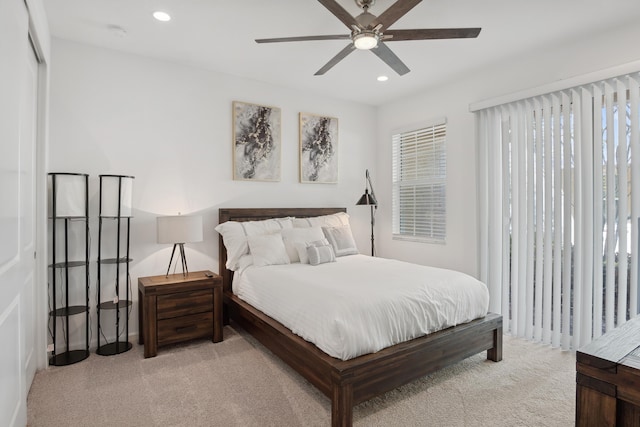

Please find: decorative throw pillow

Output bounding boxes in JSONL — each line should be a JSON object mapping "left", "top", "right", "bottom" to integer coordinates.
{"left": 322, "top": 225, "right": 358, "bottom": 257}
{"left": 247, "top": 234, "right": 290, "bottom": 267}
{"left": 306, "top": 243, "right": 336, "bottom": 266}
{"left": 295, "top": 238, "right": 330, "bottom": 264}
{"left": 281, "top": 227, "right": 325, "bottom": 262}
{"left": 215, "top": 217, "right": 292, "bottom": 270}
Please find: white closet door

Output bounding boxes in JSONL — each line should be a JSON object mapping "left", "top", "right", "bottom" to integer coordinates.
{"left": 21, "top": 37, "right": 40, "bottom": 396}
{"left": 0, "top": 0, "right": 38, "bottom": 425}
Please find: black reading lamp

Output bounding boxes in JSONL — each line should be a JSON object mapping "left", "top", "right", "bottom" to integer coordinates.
{"left": 356, "top": 169, "right": 378, "bottom": 256}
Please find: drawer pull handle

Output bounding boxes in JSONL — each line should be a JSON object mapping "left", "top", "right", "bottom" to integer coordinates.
{"left": 175, "top": 325, "right": 197, "bottom": 333}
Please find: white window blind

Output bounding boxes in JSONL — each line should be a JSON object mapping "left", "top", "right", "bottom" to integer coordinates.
{"left": 477, "top": 72, "right": 640, "bottom": 351}
{"left": 392, "top": 120, "right": 447, "bottom": 243}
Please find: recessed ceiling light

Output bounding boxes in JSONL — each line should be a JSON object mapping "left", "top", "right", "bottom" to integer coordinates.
{"left": 377, "top": 75, "right": 389, "bottom": 82}
{"left": 153, "top": 11, "right": 171, "bottom": 22}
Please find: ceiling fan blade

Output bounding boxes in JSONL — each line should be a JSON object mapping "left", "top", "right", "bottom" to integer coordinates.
{"left": 318, "top": 0, "right": 359, "bottom": 29}
{"left": 370, "top": 0, "right": 422, "bottom": 30}
{"left": 256, "top": 34, "right": 350, "bottom": 43}
{"left": 370, "top": 42, "right": 410, "bottom": 75}
{"left": 384, "top": 28, "right": 482, "bottom": 41}
{"left": 315, "top": 44, "right": 356, "bottom": 75}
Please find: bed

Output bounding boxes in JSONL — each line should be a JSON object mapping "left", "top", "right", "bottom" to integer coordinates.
{"left": 218, "top": 207, "right": 502, "bottom": 427}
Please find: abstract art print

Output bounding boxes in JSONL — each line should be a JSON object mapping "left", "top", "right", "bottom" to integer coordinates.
{"left": 299, "top": 113, "right": 338, "bottom": 183}
{"left": 233, "top": 101, "right": 281, "bottom": 181}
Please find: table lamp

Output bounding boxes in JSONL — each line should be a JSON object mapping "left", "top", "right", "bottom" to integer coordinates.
{"left": 157, "top": 214, "right": 203, "bottom": 277}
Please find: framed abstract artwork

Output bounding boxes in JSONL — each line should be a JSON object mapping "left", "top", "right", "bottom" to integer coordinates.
{"left": 299, "top": 112, "right": 338, "bottom": 183}
{"left": 233, "top": 101, "right": 281, "bottom": 181}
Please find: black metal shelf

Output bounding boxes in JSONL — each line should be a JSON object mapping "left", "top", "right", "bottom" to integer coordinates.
{"left": 96, "top": 174, "right": 135, "bottom": 357}
{"left": 49, "top": 305, "right": 88, "bottom": 317}
{"left": 95, "top": 341, "right": 132, "bottom": 356}
{"left": 47, "top": 172, "right": 90, "bottom": 367}
{"left": 99, "top": 257, "right": 133, "bottom": 264}
{"left": 49, "top": 260, "right": 88, "bottom": 269}
{"left": 49, "top": 349, "right": 90, "bottom": 367}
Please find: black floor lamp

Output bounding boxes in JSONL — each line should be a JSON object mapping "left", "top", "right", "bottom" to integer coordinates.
{"left": 356, "top": 169, "right": 377, "bottom": 256}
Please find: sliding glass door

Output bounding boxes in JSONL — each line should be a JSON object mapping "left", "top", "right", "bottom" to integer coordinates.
{"left": 477, "top": 73, "right": 640, "bottom": 350}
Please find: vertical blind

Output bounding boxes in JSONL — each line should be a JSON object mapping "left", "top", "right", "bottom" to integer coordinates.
{"left": 477, "top": 72, "right": 640, "bottom": 350}
{"left": 392, "top": 120, "right": 447, "bottom": 243}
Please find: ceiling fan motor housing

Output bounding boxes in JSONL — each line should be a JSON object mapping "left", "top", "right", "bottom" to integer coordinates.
{"left": 355, "top": 11, "right": 376, "bottom": 28}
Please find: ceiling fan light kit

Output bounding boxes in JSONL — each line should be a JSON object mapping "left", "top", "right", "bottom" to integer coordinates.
{"left": 353, "top": 31, "right": 379, "bottom": 50}
{"left": 255, "top": 0, "right": 481, "bottom": 76}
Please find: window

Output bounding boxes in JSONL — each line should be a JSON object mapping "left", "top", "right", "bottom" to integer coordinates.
{"left": 392, "top": 119, "right": 447, "bottom": 243}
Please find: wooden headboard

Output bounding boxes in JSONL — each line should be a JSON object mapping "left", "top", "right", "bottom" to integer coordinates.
{"left": 217, "top": 207, "right": 346, "bottom": 294}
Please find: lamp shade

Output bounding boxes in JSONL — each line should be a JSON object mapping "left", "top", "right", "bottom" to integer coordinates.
{"left": 157, "top": 215, "right": 203, "bottom": 244}
{"left": 100, "top": 175, "right": 134, "bottom": 217}
{"left": 48, "top": 173, "right": 88, "bottom": 218}
{"left": 356, "top": 189, "right": 377, "bottom": 206}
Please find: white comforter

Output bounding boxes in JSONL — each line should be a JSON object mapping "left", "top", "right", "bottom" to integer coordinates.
{"left": 233, "top": 254, "right": 489, "bottom": 361}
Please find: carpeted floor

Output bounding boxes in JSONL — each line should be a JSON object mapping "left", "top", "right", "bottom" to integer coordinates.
{"left": 27, "top": 324, "right": 576, "bottom": 426}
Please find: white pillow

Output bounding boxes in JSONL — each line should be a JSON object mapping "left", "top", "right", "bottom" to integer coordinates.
{"left": 247, "top": 234, "right": 290, "bottom": 267}
{"left": 322, "top": 225, "right": 358, "bottom": 257}
{"left": 292, "top": 212, "right": 350, "bottom": 228}
{"left": 307, "top": 243, "right": 336, "bottom": 266}
{"left": 281, "top": 227, "right": 325, "bottom": 262}
{"left": 236, "top": 254, "right": 254, "bottom": 274}
{"left": 215, "top": 217, "right": 293, "bottom": 270}
{"left": 295, "top": 238, "right": 330, "bottom": 264}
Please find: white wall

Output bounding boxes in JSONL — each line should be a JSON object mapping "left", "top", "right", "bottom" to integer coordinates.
{"left": 48, "top": 39, "right": 377, "bottom": 343}
{"left": 375, "top": 23, "right": 640, "bottom": 277}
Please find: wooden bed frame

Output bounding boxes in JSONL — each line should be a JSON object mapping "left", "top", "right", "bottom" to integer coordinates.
{"left": 218, "top": 207, "right": 503, "bottom": 427}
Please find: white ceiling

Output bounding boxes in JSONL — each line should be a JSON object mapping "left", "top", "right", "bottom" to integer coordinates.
{"left": 44, "top": 0, "right": 640, "bottom": 106}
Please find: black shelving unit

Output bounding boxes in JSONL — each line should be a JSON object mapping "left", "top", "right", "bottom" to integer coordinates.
{"left": 96, "top": 174, "right": 134, "bottom": 356}
{"left": 48, "top": 172, "right": 90, "bottom": 366}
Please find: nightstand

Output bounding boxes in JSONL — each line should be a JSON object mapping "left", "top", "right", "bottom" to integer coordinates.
{"left": 138, "top": 270, "right": 222, "bottom": 358}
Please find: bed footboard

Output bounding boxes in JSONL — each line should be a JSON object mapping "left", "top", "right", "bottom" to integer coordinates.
{"left": 227, "top": 291, "right": 502, "bottom": 427}
{"left": 327, "top": 313, "right": 503, "bottom": 427}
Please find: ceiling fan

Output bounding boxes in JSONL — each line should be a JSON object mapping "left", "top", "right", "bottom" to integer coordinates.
{"left": 255, "top": 0, "right": 481, "bottom": 76}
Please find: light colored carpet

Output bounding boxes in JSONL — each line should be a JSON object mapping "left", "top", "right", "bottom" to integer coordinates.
{"left": 27, "top": 324, "right": 576, "bottom": 426}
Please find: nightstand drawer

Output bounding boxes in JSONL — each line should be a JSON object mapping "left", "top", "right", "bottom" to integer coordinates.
{"left": 157, "top": 311, "right": 214, "bottom": 346}
{"left": 156, "top": 289, "right": 212, "bottom": 319}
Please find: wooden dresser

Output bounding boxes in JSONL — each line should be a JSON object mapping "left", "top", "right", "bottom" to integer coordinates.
{"left": 576, "top": 316, "right": 640, "bottom": 426}
{"left": 138, "top": 270, "right": 223, "bottom": 358}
